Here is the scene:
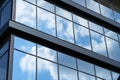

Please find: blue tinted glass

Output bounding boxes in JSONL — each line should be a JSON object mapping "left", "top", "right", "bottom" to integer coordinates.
{"left": 86, "top": 0, "right": 100, "bottom": 13}
{"left": 2, "top": 0, "right": 9, "bottom": 8}
{"left": 114, "top": 11, "right": 120, "bottom": 23}
{"left": 112, "top": 72, "right": 120, "bottom": 80}
{"left": 59, "top": 66, "right": 78, "bottom": 80}
{"left": 1, "top": 1, "right": 11, "bottom": 28}
{"left": 0, "top": 41, "right": 9, "bottom": 57}
{"left": 16, "top": 0, "right": 36, "bottom": 29}
{"left": 74, "top": 23, "right": 91, "bottom": 50}
{"left": 100, "top": 4, "right": 114, "bottom": 20}
{"left": 79, "top": 72, "right": 95, "bottom": 80}
{"left": 91, "top": 31, "right": 107, "bottom": 56}
{"left": 72, "top": 0, "right": 86, "bottom": 7}
{"left": 58, "top": 52, "right": 76, "bottom": 69}
{"left": 12, "top": 50, "right": 36, "bottom": 80}
{"left": 25, "top": 0, "right": 36, "bottom": 4}
{"left": 37, "top": 0, "right": 54, "bottom": 12}
{"left": 37, "top": 44, "right": 57, "bottom": 62}
{"left": 77, "top": 59, "right": 94, "bottom": 75}
{"left": 89, "top": 21, "right": 103, "bottom": 34}
{"left": 106, "top": 37, "right": 120, "bottom": 62}
{"left": 57, "top": 16, "right": 74, "bottom": 43}
{"left": 73, "top": 14, "right": 88, "bottom": 27}
{"left": 56, "top": 7, "right": 72, "bottom": 20}
{"left": 14, "top": 36, "right": 36, "bottom": 55}
{"left": 95, "top": 66, "right": 112, "bottom": 80}
{"left": 104, "top": 28, "right": 118, "bottom": 40}
{"left": 37, "top": 8, "right": 56, "bottom": 36}
{"left": 37, "top": 58, "right": 58, "bottom": 80}
{"left": 0, "top": 52, "right": 8, "bottom": 80}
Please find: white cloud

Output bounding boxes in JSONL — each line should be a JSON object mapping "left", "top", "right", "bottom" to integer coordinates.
{"left": 19, "top": 46, "right": 57, "bottom": 80}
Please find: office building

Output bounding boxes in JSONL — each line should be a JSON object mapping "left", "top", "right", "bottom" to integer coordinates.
{"left": 0, "top": 0, "right": 120, "bottom": 80}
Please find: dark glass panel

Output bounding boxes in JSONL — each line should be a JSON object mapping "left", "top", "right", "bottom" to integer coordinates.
{"left": 0, "top": 52, "right": 8, "bottom": 80}
{"left": 1, "top": 1, "right": 11, "bottom": 28}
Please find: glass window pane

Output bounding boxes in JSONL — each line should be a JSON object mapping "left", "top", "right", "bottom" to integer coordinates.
{"left": 72, "top": 0, "right": 86, "bottom": 7}
{"left": 106, "top": 37, "right": 120, "bottom": 62}
{"left": 37, "top": 58, "right": 58, "bottom": 80}
{"left": 1, "top": 1, "right": 11, "bottom": 28}
{"left": 77, "top": 59, "right": 94, "bottom": 75}
{"left": 95, "top": 66, "right": 112, "bottom": 80}
{"left": 104, "top": 28, "right": 118, "bottom": 40}
{"left": 119, "top": 34, "right": 120, "bottom": 42}
{"left": 0, "top": 41, "right": 9, "bottom": 57}
{"left": 74, "top": 24, "right": 91, "bottom": 50}
{"left": 91, "top": 31, "right": 107, "bottom": 56}
{"left": 37, "top": 44, "right": 57, "bottom": 62}
{"left": 100, "top": 4, "right": 114, "bottom": 20}
{"left": 59, "top": 66, "right": 77, "bottom": 80}
{"left": 37, "top": 8, "right": 56, "bottom": 36}
{"left": 79, "top": 72, "right": 95, "bottom": 80}
{"left": 56, "top": 7, "right": 72, "bottom": 20}
{"left": 25, "top": 0, "right": 36, "bottom": 4}
{"left": 16, "top": 0, "right": 36, "bottom": 29}
{"left": 112, "top": 72, "right": 120, "bottom": 80}
{"left": 89, "top": 21, "right": 103, "bottom": 34}
{"left": 58, "top": 52, "right": 76, "bottom": 69}
{"left": 14, "top": 36, "right": 36, "bottom": 55}
{"left": 0, "top": 52, "right": 8, "bottom": 80}
{"left": 57, "top": 16, "right": 74, "bottom": 43}
{"left": 73, "top": 14, "right": 88, "bottom": 27}
{"left": 114, "top": 11, "right": 120, "bottom": 23}
{"left": 86, "top": 0, "right": 100, "bottom": 13}
{"left": 12, "top": 50, "right": 36, "bottom": 80}
{"left": 37, "top": 0, "right": 54, "bottom": 12}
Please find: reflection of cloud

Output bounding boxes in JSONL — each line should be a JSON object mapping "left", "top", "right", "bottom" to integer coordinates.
{"left": 57, "top": 16, "right": 74, "bottom": 43}
{"left": 56, "top": 7, "right": 72, "bottom": 20}
{"left": 19, "top": 46, "right": 57, "bottom": 80}
{"left": 16, "top": 0, "right": 36, "bottom": 28}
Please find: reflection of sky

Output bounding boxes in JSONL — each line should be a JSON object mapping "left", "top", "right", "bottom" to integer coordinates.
{"left": 89, "top": 21, "right": 103, "bottom": 34}
{"left": 104, "top": 28, "right": 118, "bottom": 40}
{"left": 58, "top": 52, "right": 76, "bottom": 69}
{"left": 86, "top": 0, "right": 100, "bottom": 13}
{"left": 14, "top": 36, "right": 36, "bottom": 55}
{"left": 37, "top": 7, "right": 56, "bottom": 36}
{"left": 95, "top": 66, "right": 112, "bottom": 80}
{"left": 77, "top": 59, "right": 94, "bottom": 75}
{"left": 56, "top": 7, "right": 72, "bottom": 20}
{"left": 79, "top": 72, "right": 95, "bottom": 80}
{"left": 72, "top": 0, "right": 86, "bottom": 7}
{"left": 100, "top": 4, "right": 114, "bottom": 20}
{"left": 37, "top": 0, "right": 54, "bottom": 12}
{"left": 73, "top": 14, "right": 88, "bottom": 27}
{"left": 106, "top": 37, "right": 120, "bottom": 61}
{"left": 12, "top": 50, "right": 36, "bottom": 80}
{"left": 91, "top": 31, "right": 107, "bottom": 56}
{"left": 16, "top": 0, "right": 36, "bottom": 28}
{"left": 38, "top": 58, "right": 58, "bottom": 80}
{"left": 74, "top": 23, "right": 91, "bottom": 50}
{"left": 37, "top": 45, "right": 57, "bottom": 62}
{"left": 114, "top": 11, "right": 120, "bottom": 23}
{"left": 59, "top": 66, "right": 77, "bottom": 80}
{"left": 57, "top": 16, "right": 74, "bottom": 43}
{"left": 112, "top": 72, "right": 120, "bottom": 80}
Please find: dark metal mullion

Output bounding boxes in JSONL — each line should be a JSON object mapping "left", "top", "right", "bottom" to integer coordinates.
{"left": 57, "top": 52, "right": 59, "bottom": 80}
{"left": 76, "top": 59, "right": 79, "bottom": 80}
{"left": 72, "top": 13, "right": 76, "bottom": 45}
{"left": 8, "top": 34, "right": 14, "bottom": 80}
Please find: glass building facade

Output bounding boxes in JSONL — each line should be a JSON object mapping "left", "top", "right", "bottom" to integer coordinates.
{"left": 0, "top": 0, "right": 120, "bottom": 80}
